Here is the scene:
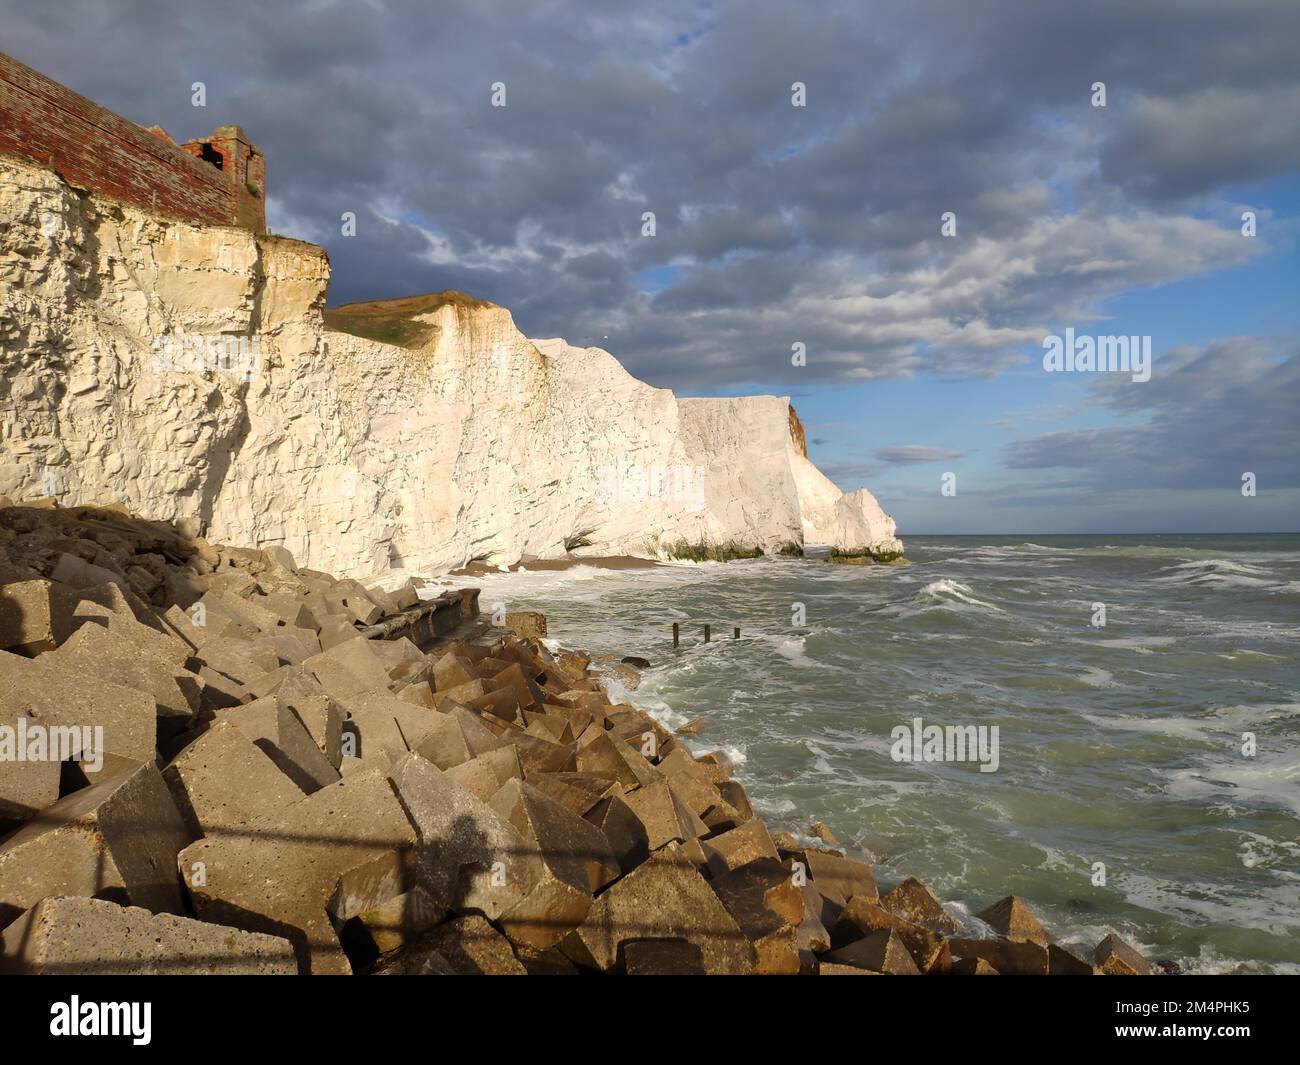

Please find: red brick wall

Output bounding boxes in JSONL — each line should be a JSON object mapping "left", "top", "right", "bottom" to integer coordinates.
{"left": 0, "top": 51, "right": 239, "bottom": 227}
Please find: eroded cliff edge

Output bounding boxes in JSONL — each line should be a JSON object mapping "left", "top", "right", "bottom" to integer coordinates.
{"left": 0, "top": 155, "right": 901, "bottom": 578}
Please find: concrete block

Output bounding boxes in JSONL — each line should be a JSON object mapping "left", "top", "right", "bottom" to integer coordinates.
{"left": 215, "top": 696, "right": 340, "bottom": 793}
{"left": 562, "top": 844, "right": 756, "bottom": 974}
{"left": 387, "top": 753, "right": 537, "bottom": 922}
{"left": 0, "top": 896, "right": 296, "bottom": 974}
{"left": 824, "top": 929, "right": 921, "bottom": 974}
{"left": 179, "top": 768, "right": 417, "bottom": 974}
{"left": 46, "top": 622, "right": 199, "bottom": 735}
{"left": 0, "top": 761, "right": 192, "bottom": 930}
{"left": 163, "top": 721, "right": 304, "bottom": 837}
{"left": 373, "top": 914, "right": 527, "bottom": 975}
{"left": 623, "top": 779, "right": 707, "bottom": 851}
{"left": 275, "top": 669, "right": 343, "bottom": 769}
{"left": 0, "top": 713, "right": 62, "bottom": 820}
{"left": 0, "top": 578, "right": 75, "bottom": 653}
{"left": 1095, "top": 933, "right": 1150, "bottom": 975}
{"left": 701, "top": 817, "right": 779, "bottom": 878}
{"left": 488, "top": 779, "right": 620, "bottom": 948}
{"left": 882, "top": 876, "right": 962, "bottom": 935}
{"left": 805, "top": 848, "right": 879, "bottom": 907}
{"left": 0, "top": 648, "right": 156, "bottom": 765}
{"left": 832, "top": 897, "right": 951, "bottom": 973}
{"left": 976, "top": 894, "right": 1049, "bottom": 945}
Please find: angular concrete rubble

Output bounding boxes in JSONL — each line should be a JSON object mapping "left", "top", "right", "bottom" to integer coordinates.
{"left": 0, "top": 502, "right": 1157, "bottom": 976}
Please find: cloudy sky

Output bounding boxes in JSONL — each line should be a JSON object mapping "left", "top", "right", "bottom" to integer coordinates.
{"left": 5, "top": 0, "right": 1297, "bottom": 533}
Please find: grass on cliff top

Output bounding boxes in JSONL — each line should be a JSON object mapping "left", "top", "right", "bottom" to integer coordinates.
{"left": 323, "top": 290, "right": 495, "bottom": 349}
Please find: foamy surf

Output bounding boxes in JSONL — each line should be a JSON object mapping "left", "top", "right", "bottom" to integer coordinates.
{"left": 420, "top": 531, "right": 1300, "bottom": 974}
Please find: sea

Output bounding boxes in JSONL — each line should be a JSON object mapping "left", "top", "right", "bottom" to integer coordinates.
{"left": 435, "top": 534, "right": 1300, "bottom": 974}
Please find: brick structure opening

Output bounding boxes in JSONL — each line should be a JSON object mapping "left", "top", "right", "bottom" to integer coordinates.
{"left": 0, "top": 50, "right": 267, "bottom": 232}
{"left": 196, "top": 142, "right": 224, "bottom": 171}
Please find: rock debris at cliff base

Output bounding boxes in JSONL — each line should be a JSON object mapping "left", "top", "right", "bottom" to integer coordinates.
{"left": 0, "top": 500, "right": 1149, "bottom": 975}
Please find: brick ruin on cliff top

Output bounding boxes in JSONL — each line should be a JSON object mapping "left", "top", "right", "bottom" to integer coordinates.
{"left": 0, "top": 50, "right": 265, "bottom": 232}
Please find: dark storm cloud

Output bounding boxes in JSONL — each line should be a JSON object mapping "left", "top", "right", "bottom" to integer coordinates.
{"left": 1, "top": 0, "right": 1295, "bottom": 389}
{"left": 1003, "top": 338, "right": 1300, "bottom": 490}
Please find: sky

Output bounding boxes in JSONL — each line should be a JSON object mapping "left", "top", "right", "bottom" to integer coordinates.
{"left": 3, "top": 0, "right": 1297, "bottom": 534}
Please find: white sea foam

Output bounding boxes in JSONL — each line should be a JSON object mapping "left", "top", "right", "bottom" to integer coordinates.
{"left": 1159, "top": 753, "right": 1300, "bottom": 818}
{"left": 1151, "top": 558, "right": 1278, "bottom": 589}
{"left": 1076, "top": 666, "right": 1118, "bottom": 688}
{"left": 880, "top": 578, "right": 1005, "bottom": 619}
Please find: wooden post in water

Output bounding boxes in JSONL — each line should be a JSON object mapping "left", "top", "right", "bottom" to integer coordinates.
{"left": 734, "top": 627, "right": 740, "bottom": 639}
{"left": 672, "top": 623, "right": 679, "bottom": 648}
{"left": 703, "top": 624, "right": 711, "bottom": 643}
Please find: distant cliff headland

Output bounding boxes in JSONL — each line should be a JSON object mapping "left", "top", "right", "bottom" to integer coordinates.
{"left": 0, "top": 50, "right": 901, "bottom": 581}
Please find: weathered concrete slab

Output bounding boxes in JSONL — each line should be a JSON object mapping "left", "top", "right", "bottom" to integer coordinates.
{"left": 488, "top": 662, "right": 544, "bottom": 711}
{"left": 216, "top": 696, "right": 340, "bottom": 793}
{"left": 386, "top": 753, "right": 534, "bottom": 924}
{"left": 976, "top": 894, "right": 1049, "bottom": 945}
{"left": 585, "top": 793, "right": 650, "bottom": 875}
{"left": 1095, "top": 933, "right": 1150, "bottom": 975}
{"left": 210, "top": 588, "right": 286, "bottom": 635}
{"left": 46, "top": 621, "right": 199, "bottom": 735}
{"left": 818, "top": 961, "right": 879, "bottom": 975}
{"left": 1049, "top": 942, "right": 1098, "bottom": 975}
{"left": 445, "top": 746, "right": 523, "bottom": 801}
{"left": 275, "top": 669, "right": 343, "bottom": 768}
{"left": 575, "top": 731, "right": 657, "bottom": 790}
{"left": 562, "top": 844, "right": 756, "bottom": 974}
{"left": 623, "top": 779, "right": 707, "bottom": 851}
{"left": 179, "top": 768, "right": 418, "bottom": 974}
{"left": 305, "top": 637, "right": 394, "bottom": 699}
{"left": 344, "top": 886, "right": 441, "bottom": 956}
{"left": 951, "top": 957, "right": 1001, "bottom": 974}
{"left": 0, "top": 896, "right": 296, "bottom": 974}
{"left": 432, "top": 652, "right": 477, "bottom": 691}
{"left": 489, "top": 779, "right": 620, "bottom": 949}
{"left": 832, "top": 897, "right": 951, "bottom": 973}
{"left": 500, "top": 730, "right": 576, "bottom": 776}
{"left": 804, "top": 849, "right": 879, "bottom": 908}
{"left": 881, "top": 876, "right": 962, "bottom": 935}
{"left": 823, "top": 929, "right": 920, "bottom": 975}
{"left": 701, "top": 817, "right": 779, "bottom": 878}
{"left": 0, "top": 578, "right": 75, "bottom": 653}
{"left": 447, "top": 706, "right": 508, "bottom": 758}
{"left": 0, "top": 648, "right": 157, "bottom": 765}
{"left": 948, "top": 936, "right": 1049, "bottom": 975}
{"left": 335, "top": 687, "right": 445, "bottom": 768}
{"left": 710, "top": 859, "right": 803, "bottom": 974}
{"left": 0, "top": 714, "right": 62, "bottom": 820}
{"left": 623, "top": 939, "right": 707, "bottom": 975}
{"left": 373, "top": 915, "right": 527, "bottom": 975}
{"left": 0, "top": 761, "right": 192, "bottom": 929}
{"left": 163, "top": 721, "right": 305, "bottom": 837}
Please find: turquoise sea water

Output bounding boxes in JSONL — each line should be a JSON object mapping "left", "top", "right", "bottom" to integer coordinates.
{"left": 439, "top": 534, "right": 1300, "bottom": 973}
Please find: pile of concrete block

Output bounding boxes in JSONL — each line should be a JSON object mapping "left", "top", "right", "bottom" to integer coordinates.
{"left": 0, "top": 500, "right": 1151, "bottom": 975}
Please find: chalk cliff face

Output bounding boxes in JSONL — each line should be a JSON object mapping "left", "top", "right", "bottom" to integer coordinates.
{"left": 0, "top": 155, "right": 901, "bottom": 577}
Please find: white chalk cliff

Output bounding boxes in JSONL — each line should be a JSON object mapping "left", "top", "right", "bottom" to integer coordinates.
{"left": 0, "top": 155, "right": 901, "bottom": 578}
